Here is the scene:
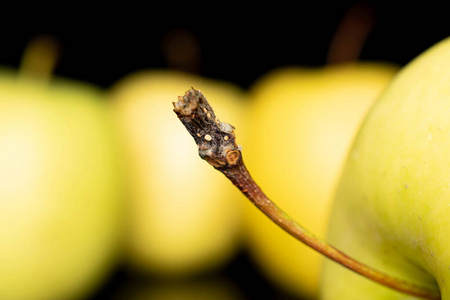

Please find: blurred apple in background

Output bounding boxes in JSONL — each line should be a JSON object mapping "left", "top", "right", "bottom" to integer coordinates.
{"left": 0, "top": 36, "right": 125, "bottom": 300}
{"left": 109, "top": 69, "right": 247, "bottom": 277}
{"left": 242, "top": 4, "right": 399, "bottom": 299}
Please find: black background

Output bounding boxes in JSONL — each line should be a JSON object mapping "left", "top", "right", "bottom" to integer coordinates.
{"left": 1, "top": 2, "right": 448, "bottom": 299}
{"left": 1, "top": 2, "right": 448, "bottom": 90}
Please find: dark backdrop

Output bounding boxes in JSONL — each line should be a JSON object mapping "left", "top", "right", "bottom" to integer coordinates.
{"left": 1, "top": 2, "right": 448, "bottom": 89}
{"left": 1, "top": 2, "right": 448, "bottom": 300}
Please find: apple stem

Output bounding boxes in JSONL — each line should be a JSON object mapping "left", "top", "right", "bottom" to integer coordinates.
{"left": 173, "top": 87, "right": 441, "bottom": 300}
{"left": 326, "top": 3, "right": 376, "bottom": 65}
{"left": 19, "top": 34, "right": 60, "bottom": 82}
{"left": 161, "top": 28, "right": 201, "bottom": 74}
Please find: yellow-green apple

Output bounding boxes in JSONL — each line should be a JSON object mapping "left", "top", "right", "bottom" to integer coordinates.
{"left": 321, "top": 37, "right": 450, "bottom": 299}
{"left": 0, "top": 69, "right": 124, "bottom": 299}
{"left": 109, "top": 69, "right": 246, "bottom": 277}
{"left": 243, "top": 62, "right": 398, "bottom": 298}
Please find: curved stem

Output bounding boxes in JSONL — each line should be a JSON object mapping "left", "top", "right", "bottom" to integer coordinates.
{"left": 173, "top": 87, "right": 441, "bottom": 300}
{"left": 222, "top": 158, "right": 439, "bottom": 299}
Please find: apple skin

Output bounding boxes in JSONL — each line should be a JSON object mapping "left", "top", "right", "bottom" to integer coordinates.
{"left": 320, "top": 38, "right": 450, "bottom": 299}
{"left": 0, "top": 70, "right": 125, "bottom": 300}
{"left": 109, "top": 69, "right": 246, "bottom": 277}
{"left": 243, "top": 62, "right": 398, "bottom": 298}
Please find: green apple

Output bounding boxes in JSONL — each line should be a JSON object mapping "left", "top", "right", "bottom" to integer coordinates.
{"left": 0, "top": 69, "right": 124, "bottom": 299}
{"left": 320, "top": 37, "right": 450, "bottom": 299}
{"left": 243, "top": 62, "right": 398, "bottom": 298}
{"left": 109, "top": 69, "right": 246, "bottom": 277}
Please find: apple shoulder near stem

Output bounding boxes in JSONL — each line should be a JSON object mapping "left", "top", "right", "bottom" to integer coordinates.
{"left": 321, "top": 37, "right": 450, "bottom": 299}
{"left": 109, "top": 69, "right": 247, "bottom": 277}
{"left": 243, "top": 62, "right": 398, "bottom": 298}
{"left": 0, "top": 68, "right": 125, "bottom": 300}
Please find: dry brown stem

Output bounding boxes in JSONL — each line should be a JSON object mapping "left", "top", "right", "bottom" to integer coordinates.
{"left": 173, "top": 87, "right": 440, "bottom": 300}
